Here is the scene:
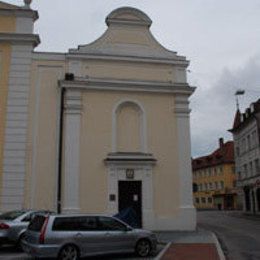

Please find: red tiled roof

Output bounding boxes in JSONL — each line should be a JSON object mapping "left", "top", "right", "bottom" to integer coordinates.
{"left": 192, "top": 140, "right": 234, "bottom": 170}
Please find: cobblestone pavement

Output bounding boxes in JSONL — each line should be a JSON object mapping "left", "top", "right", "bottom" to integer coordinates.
{"left": 197, "top": 210, "right": 260, "bottom": 260}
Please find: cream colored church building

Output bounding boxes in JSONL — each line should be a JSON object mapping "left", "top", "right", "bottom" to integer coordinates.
{"left": 0, "top": 0, "right": 196, "bottom": 230}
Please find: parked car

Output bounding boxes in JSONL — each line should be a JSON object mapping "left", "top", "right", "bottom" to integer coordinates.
{"left": 0, "top": 210, "right": 52, "bottom": 247}
{"left": 22, "top": 214, "right": 157, "bottom": 259}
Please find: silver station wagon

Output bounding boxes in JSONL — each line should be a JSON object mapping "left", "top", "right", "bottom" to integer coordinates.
{"left": 22, "top": 214, "right": 157, "bottom": 259}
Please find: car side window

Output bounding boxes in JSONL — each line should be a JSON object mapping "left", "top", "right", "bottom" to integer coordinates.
{"left": 98, "top": 217, "right": 126, "bottom": 231}
{"left": 82, "top": 217, "right": 98, "bottom": 231}
{"left": 22, "top": 213, "right": 33, "bottom": 222}
{"left": 52, "top": 217, "right": 98, "bottom": 231}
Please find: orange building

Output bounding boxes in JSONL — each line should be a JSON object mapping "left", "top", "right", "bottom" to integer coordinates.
{"left": 192, "top": 138, "right": 237, "bottom": 210}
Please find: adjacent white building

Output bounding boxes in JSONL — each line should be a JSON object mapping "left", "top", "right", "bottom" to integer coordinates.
{"left": 230, "top": 99, "right": 260, "bottom": 213}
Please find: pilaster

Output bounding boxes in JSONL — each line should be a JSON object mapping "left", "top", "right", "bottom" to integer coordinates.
{"left": 1, "top": 5, "right": 38, "bottom": 210}
{"left": 174, "top": 94, "right": 196, "bottom": 229}
{"left": 62, "top": 89, "right": 82, "bottom": 213}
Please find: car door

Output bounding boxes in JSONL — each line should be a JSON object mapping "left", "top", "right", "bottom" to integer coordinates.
{"left": 76, "top": 216, "right": 108, "bottom": 256}
{"left": 97, "top": 216, "right": 136, "bottom": 253}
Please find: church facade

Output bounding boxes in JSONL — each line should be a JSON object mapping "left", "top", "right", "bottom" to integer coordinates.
{"left": 0, "top": 0, "right": 196, "bottom": 230}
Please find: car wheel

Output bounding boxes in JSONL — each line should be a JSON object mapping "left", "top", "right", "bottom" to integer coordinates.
{"left": 58, "top": 244, "right": 79, "bottom": 260}
{"left": 135, "top": 239, "right": 151, "bottom": 257}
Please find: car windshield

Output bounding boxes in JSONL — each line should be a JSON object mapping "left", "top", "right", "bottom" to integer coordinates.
{"left": 0, "top": 210, "right": 27, "bottom": 220}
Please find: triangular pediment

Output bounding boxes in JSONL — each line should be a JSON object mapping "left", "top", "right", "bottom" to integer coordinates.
{"left": 69, "top": 7, "right": 186, "bottom": 61}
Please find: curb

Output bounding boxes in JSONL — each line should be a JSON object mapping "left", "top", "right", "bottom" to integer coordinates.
{"left": 154, "top": 242, "right": 172, "bottom": 260}
{"left": 212, "top": 233, "right": 226, "bottom": 260}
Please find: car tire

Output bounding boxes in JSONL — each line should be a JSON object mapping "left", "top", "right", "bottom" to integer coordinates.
{"left": 58, "top": 244, "right": 80, "bottom": 260}
{"left": 135, "top": 239, "right": 151, "bottom": 257}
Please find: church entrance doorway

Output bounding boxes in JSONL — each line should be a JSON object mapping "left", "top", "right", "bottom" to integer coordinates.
{"left": 118, "top": 181, "right": 142, "bottom": 228}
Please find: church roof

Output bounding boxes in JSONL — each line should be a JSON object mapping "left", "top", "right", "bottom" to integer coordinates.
{"left": 69, "top": 7, "right": 188, "bottom": 64}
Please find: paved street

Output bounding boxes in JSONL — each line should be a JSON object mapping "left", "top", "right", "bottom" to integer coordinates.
{"left": 197, "top": 210, "right": 260, "bottom": 260}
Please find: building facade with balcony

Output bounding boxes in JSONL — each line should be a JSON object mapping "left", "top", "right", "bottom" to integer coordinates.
{"left": 0, "top": 1, "right": 196, "bottom": 230}
{"left": 192, "top": 138, "right": 237, "bottom": 210}
{"left": 229, "top": 99, "right": 260, "bottom": 214}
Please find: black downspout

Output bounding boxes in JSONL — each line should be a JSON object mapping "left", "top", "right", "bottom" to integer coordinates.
{"left": 57, "top": 87, "right": 65, "bottom": 214}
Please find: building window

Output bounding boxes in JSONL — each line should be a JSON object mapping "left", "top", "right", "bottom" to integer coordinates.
{"left": 242, "top": 138, "right": 246, "bottom": 153}
{"left": 236, "top": 146, "right": 240, "bottom": 156}
{"left": 249, "top": 161, "right": 253, "bottom": 177}
{"left": 247, "top": 135, "right": 251, "bottom": 150}
{"left": 208, "top": 197, "right": 212, "bottom": 203}
{"left": 204, "top": 183, "right": 208, "bottom": 191}
{"left": 252, "top": 130, "right": 257, "bottom": 147}
{"left": 195, "top": 198, "right": 200, "bottom": 204}
{"left": 220, "top": 181, "right": 224, "bottom": 189}
{"left": 255, "top": 159, "right": 259, "bottom": 175}
{"left": 209, "top": 182, "right": 213, "bottom": 190}
{"left": 201, "top": 197, "right": 206, "bottom": 203}
{"left": 244, "top": 164, "right": 248, "bottom": 178}
{"left": 215, "top": 181, "right": 218, "bottom": 190}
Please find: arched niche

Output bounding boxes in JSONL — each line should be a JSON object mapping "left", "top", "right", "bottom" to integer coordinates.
{"left": 112, "top": 99, "right": 147, "bottom": 153}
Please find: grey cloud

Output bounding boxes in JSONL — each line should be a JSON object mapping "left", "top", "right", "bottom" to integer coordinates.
{"left": 190, "top": 55, "right": 260, "bottom": 157}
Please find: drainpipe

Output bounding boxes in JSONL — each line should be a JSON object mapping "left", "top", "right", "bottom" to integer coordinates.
{"left": 57, "top": 86, "right": 65, "bottom": 214}
{"left": 57, "top": 73, "right": 74, "bottom": 214}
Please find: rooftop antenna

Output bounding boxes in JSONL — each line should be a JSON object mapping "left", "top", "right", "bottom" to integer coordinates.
{"left": 235, "top": 89, "right": 245, "bottom": 110}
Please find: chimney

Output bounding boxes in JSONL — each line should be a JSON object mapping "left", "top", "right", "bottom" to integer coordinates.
{"left": 219, "top": 138, "right": 224, "bottom": 148}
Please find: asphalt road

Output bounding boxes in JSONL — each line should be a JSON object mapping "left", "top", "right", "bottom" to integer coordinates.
{"left": 0, "top": 243, "right": 163, "bottom": 260}
{"left": 197, "top": 210, "right": 260, "bottom": 260}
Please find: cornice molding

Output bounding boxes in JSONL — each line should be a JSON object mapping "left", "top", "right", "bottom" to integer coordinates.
{"left": 33, "top": 51, "right": 66, "bottom": 61}
{"left": 66, "top": 53, "right": 189, "bottom": 67}
{"left": 0, "top": 8, "right": 38, "bottom": 21}
{"left": 59, "top": 77, "right": 195, "bottom": 96}
{"left": 0, "top": 33, "right": 40, "bottom": 47}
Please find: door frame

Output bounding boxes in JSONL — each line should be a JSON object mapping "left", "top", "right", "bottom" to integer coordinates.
{"left": 106, "top": 165, "right": 155, "bottom": 229}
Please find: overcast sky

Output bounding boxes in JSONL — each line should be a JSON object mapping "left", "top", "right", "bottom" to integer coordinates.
{"left": 6, "top": 0, "right": 260, "bottom": 157}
